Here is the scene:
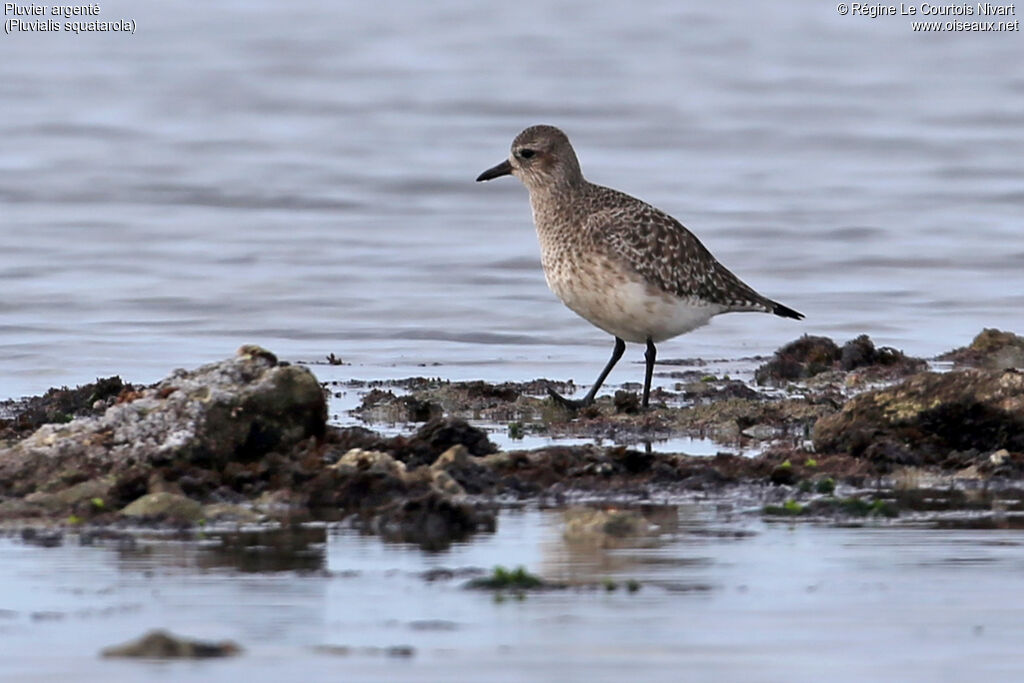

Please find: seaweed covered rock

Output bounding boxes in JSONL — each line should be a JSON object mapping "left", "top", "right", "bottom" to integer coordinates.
{"left": 755, "top": 334, "right": 924, "bottom": 385}
{"left": 319, "top": 446, "right": 494, "bottom": 549}
{"left": 755, "top": 336, "right": 840, "bottom": 384}
{"left": 813, "top": 368, "right": 1024, "bottom": 467}
{"left": 0, "top": 376, "right": 130, "bottom": 441}
{"left": 939, "top": 328, "right": 1024, "bottom": 370}
{"left": 838, "top": 334, "right": 926, "bottom": 375}
{"left": 319, "top": 449, "right": 425, "bottom": 511}
{"left": 355, "top": 389, "right": 442, "bottom": 423}
{"left": 0, "top": 346, "right": 326, "bottom": 497}
{"left": 102, "top": 630, "right": 240, "bottom": 658}
{"left": 392, "top": 417, "right": 498, "bottom": 468}
{"left": 668, "top": 395, "right": 834, "bottom": 443}
{"left": 327, "top": 418, "right": 498, "bottom": 470}
{"left": 430, "top": 445, "right": 499, "bottom": 494}
{"left": 120, "top": 492, "right": 204, "bottom": 522}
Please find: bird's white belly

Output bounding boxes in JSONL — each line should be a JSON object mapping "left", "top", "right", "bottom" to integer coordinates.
{"left": 544, "top": 256, "right": 723, "bottom": 344}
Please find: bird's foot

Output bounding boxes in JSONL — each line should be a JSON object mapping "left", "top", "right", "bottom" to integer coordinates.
{"left": 546, "top": 385, "right": 593, "bottom": 410}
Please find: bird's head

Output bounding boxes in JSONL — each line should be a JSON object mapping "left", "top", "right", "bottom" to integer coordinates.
{"left": 476, "top": 125, "right": 584, "bottom": 192}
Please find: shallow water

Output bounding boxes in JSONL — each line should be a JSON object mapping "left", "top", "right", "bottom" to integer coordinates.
{"left": 318, "top": 354, "right": 766, "bottom": 452}
{"left": 2, "top": 0, "right": 1022, "bottom": 401}
{"left": 3, "top": 508, "right": 1024, "bottom": 682}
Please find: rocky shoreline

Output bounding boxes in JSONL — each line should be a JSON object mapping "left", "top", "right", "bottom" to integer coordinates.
{"left": 1, "top": 329, "right": 1023, "bottom": 549}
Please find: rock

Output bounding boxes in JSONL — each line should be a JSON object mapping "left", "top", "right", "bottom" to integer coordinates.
{"left": 429, "top": 470, "right": 466, "bottom": 497}
{"left": 120, "top": 492, "right": 204, "bottom": 522}
{"left": 0, "top": 376, "right": 129, "bottom": 441}
{"left": 23, "top": 476, "right": 113, "bottom": 515}
{"left": 813, "top": 368, "right": 1024, "bottom": 467}
{"left": 769, "top": 466, "right": 798, "bottom": 486}
{"left": 201, "top": 503, "right": 264, "bottom": 523}
{"left": 326, "top": 422, "right": 501, "bottom": 488}
{"left": 0, "top": 499, "right": 45, "bottom": 521}
{"left": 610, "top": 448, "right": 655, "bottom": 474}
{"left": 321, "top": 447, "right": 496, "bottom": 539}
{"left": 680, "top": 379, "right": 763, "bottom": 402}
{"left": 0, "top": 346, "right": 326, "bottom": 498}
{"left": 741, "top": 424, "right": 777, "bottom": 440}
{"left": 613, "top": 390, "right": 641, "bottom": 414}
{"left": 101, "top": 629, "right": 241, "bottom": 658}
{"left": 351, "top": 379, "right": 543, "bottom": 425}
{"left": 839, "top": 335, "right": 927, "bottom": 376}
{"left": 755, "top": 336, "right": 840, "bottom": 384}
{"left": 327, "top": 420, "right": 499, "bottom": 471}
{"left": 756, "top": 334, "right": 925, "bottom": 385}
{"left": 669, "top": 396, "right": 834, "bottom": 443}
{"left": 318, "top": 451, "right": 423, "bottom": 512}
{"left": 479, "top": 452, "right": 512, "bottom": 469}
{"left": 430, "top": 444, "right": 474, "bottom": 471}
{"left": 429, "top": 445, "right": 498, "bottom": 494}
{"left": 940, "top": 329, "right": 1024, "bottom": 370}
{"left": 398, "top": 418, "right": 498, "bottom": 468}
{"left": 839, "top": 334, "right": 875, "bottom": 371}
{"left": 355, "top": 390, "right": 442, "bottom": 423}
{"left": 330, "top": 448, "right": 407, "bottom": 478}
{"left": 332, "top": 447, "right": 466, "bottom": 497}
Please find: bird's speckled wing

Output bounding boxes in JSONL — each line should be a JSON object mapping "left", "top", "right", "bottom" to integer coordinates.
{"left": 582, "top": 186, "right": 772, "bottom": 312}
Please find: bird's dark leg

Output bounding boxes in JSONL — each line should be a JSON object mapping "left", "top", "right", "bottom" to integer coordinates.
{"left": 642, "top": 337, "right": 657, "bottom": 409}
{"left": 548, "top": 337, "right": 626, "bottom": 409}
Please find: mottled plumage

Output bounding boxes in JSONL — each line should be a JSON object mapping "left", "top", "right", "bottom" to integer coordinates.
{"left": 477, "top": 124, "right": 803, "bottom": 408}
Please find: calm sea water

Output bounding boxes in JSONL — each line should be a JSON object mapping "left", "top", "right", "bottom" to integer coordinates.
{"left": 4, "top": 510, "right": 1024, "bottom": 683}
{"left": 2, "top": 0, "right": 1022, "bottom": 401}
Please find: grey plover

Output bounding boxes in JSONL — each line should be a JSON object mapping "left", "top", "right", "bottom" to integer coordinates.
{"left": 476, "top": 125, "right": 803, "bottom": 409}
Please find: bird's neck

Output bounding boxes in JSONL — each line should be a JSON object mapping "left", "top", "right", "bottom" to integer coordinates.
{"left": 528, "top": 179, "right": 589, "bottom": 236}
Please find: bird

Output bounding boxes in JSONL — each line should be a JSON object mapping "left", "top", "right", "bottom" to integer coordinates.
{"left": 476, "top": 125, "right": 803, "bottom": 410}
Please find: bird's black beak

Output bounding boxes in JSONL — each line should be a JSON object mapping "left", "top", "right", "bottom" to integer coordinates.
{"left": 476, "top": 159, "right": 513, "bottom": 182}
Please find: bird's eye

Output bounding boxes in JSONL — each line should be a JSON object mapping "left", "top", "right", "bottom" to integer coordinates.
{"left": 519, "top": 149, "right": 536, "bottom": 159}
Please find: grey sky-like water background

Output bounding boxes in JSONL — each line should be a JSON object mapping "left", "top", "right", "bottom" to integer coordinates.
{"left": 3, "top": 1, "right": 1022, "bottom": 398}
{"left": 2, "top": 1, "right": 1023, "bottom": 681}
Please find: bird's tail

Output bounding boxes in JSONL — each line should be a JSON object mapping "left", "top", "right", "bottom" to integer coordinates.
{"left": 771, "top": 301, "right": 804, "bottom": 320}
